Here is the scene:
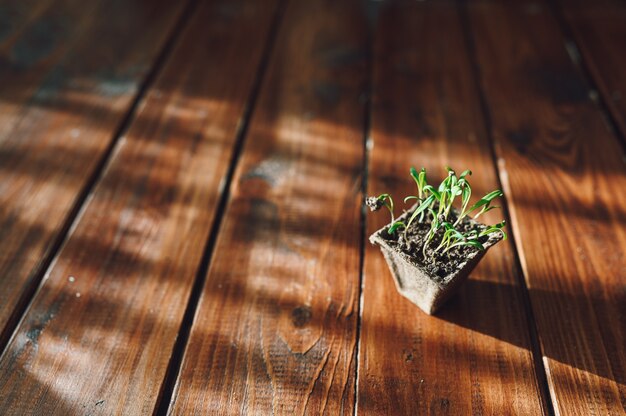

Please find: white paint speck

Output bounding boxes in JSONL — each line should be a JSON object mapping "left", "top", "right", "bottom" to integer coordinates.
{"left": 68, "top": 276, "right": 75, "bottom": 283}
{"left": 75, "top": 292, "right": 81, "bottom": 298}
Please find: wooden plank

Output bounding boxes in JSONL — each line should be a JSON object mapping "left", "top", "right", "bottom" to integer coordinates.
{"left": 0, "top": 0, "right": 56, "bottom": 52}
{"left": 167, "top": 0, "right": 367, "bottom": 413}
{"left": 0, "top": 0, "right": 280, "bottom": 413}
{"left": 465, "top": 1, "right": 626, "bottom": 414}
{"left": 357, "top": 2, "right": 547, "bottom": 414}
{"left": 556, "top": 0, "right": 626, "bottom": 141}
{"left": 0, "top": 0, "right": 134, "bottom": 139}
{"left": 0, "top": 0, "right": 188, "bottom": 343}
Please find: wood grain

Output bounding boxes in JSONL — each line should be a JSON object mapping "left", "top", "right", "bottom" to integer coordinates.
{"left": 0, "top": 0, "right": 57, "bottom": 55}
{"left": 0, "top": 0, "right": 187, "bottom": 344}
{"left": 357, "top": 2, "right": 547, "bottom": 414}
{"left": 0, "top": 0, "right": 279, "bottom": 413}
{"left": 167, "top": 0, "right": 368, "bottom": 414}
{"left": 556, "top": 0, "right": 626, "bottom": 142}
{"left": 465, "top": 1, "right": 626, "bottom": 414}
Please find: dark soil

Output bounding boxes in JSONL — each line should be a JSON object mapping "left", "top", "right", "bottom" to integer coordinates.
{"left": 380, "top": 207, "right": 491, "bottom": 282}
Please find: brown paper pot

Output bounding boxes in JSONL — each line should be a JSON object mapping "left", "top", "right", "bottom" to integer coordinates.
{"left": 369, "top": 208, "right": 501, "bottom": 315}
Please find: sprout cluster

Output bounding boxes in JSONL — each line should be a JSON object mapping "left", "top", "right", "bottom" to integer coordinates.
{"left": 367, "top": 167, "right": 507, "bottom": 258}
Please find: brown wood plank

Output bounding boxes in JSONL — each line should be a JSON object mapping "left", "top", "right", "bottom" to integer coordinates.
{"left": 0, "top": 0, "right": 280, "bottom": 413}
{"left": 0, "top": 0, "right": 188, "bottom": 343}
{"left": 0, "top": 0, "right": 154, "bottom": 141}
{"left": 0, "top": 0, "right": 56, "bottom": 52}
{"left": 556, "top": 0, "right": 626, "bottom": 142}
{"left": 167, "top": 0, "right": 368, "bottom": 413}
{"left": 357, "top": 2, "right": 547, "bottom": 414}
{"left": 465, "top": 1, "right": 626, "bottom": 414}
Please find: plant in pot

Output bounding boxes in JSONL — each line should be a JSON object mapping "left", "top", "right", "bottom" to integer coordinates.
{"left": 367, "top": 166, "right": 507, "bottom": 315}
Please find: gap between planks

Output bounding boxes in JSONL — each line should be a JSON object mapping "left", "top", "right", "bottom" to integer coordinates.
{"left": 0, "top": 0, "right": 284, "bottom": 413}
{"left": 154, "top": 0, "right": 289, "bottom": 413}
{"left": 0, "top": 0, "right": 199, "bottom": 356}
{"left": 352, "top": 8, "right": 375, "bottom": 416}
{"left": 457, "top": 1, "right": 555, "bottom": 414}
{"left": 547, "top": 0, "right": 626, "bottom": 153}
{"left": 357, "top": 1, "right": 546, "bottom": 414}
{"left": 462, "top": 0, "right": 626, "bottom": 414}
{"left": 166, "top": 0, "right": 368, "bottom": 412}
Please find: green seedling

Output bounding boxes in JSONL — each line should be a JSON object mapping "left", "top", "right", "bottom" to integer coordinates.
{"left": 404, "top": 167, "right": 429, "bottom": 224}
{"left": 466, "top": 190, "right": 503, "bottom": 220}
{"left": 367, "top": 166, "right": 507, "bottom": 259}
{"left": 422, "top": 208, "right": 441, "bottom": 258}
{"left": 405, "top": 193, "right": 436, "bottom": 232}
{"left": 407, "top": 167, "right": 428, "bottom": 200}
{"left": 478, "top": 220, "right": 507, "bottom": 240}
{"left": 444, "top": 238, "right": 485, "bottom": 253}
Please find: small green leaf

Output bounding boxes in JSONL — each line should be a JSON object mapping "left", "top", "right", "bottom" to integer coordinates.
{"left": 447, "top": 239, "right": 485, "bottom": 252}
{"left": 438, "top": 177, "right": 449, "bottom": 193}
{"left": 474, "top": 205, "right": 500, "bottom": 219}
{"left": 418, "top": 168, "right": 427, "bottom": 187}
{"left": 406, "top": 194, "right": 436, "bottom": 228}
{"left": 423, "top": 185, "right": 441, "bottom": 200}
{"left": 480, "top": 220, "right": 507, "bottom": 239}
{"left": 388, "top": 221, "right": 406, "bottom": 234}
{"left": 410, "top": 167, "right": 428, "bottom": 199}
{"left": 462, "top": 185, "right": 471, "bottom": 205}
{"left": 462, "top": 240, "right": 485, "bottom": 250}
{"left": 416, "top": 194, "right": 436, "bottom": 214}
{"left": 459, "top": 169, "right": 472, "bottom": 179}
{"left": 467, "top": 189, "right": 503, "bottom": 213}
{"left": 481, "top": 189, "right": 503, "bottom": 202}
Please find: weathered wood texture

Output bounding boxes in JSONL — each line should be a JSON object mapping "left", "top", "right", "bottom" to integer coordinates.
{"left": 466, "top": 1, "right": 626, "bottom": 414}
{"left": 556, "top": 0, "right": 626, "bottom": 142}
{"left": 0, "top": 0, "right": 187, "bottom": 343}
{"left": 0, "top": 0, "right": 57, "bottom": 61}
{"left": 168, "top": 0, "right": 367, "bottom": 414}
{"left": 357, "top": 2, "right": 546, "bottom": 414}
{"left": 0, "top": 0, "right": 279, "bottom": 413}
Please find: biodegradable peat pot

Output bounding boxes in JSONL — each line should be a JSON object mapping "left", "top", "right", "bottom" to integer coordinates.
{"left": 369, "top": 206, "right": 502, "bottom": 315}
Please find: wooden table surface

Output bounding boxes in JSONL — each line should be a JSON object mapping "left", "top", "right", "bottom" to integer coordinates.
{"left": 0, "top": 0, "right": 624, "bottom": 414}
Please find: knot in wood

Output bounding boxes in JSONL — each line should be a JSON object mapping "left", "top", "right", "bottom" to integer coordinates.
{"left": 291, "top": 305, "right": 312, "bottom": 328}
